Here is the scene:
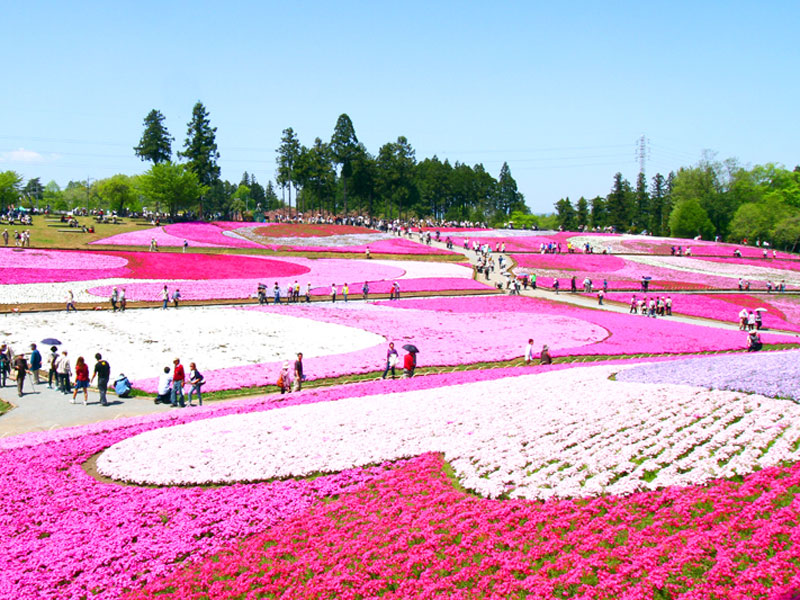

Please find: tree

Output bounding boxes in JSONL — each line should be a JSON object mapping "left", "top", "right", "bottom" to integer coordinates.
{"left": 134, "top": 109, "right": 173, "bottom": 164}
{"left": 96, "top": 174, "right": 137, "bottom": 214}
{"left": 555, "top": 198, "right": 577, "bottom": 230}
{"left": 179, "top": 102, "right": 220, "bottom": 216}
{"left": 22, "top": 177, "right": 44, "bottom": 204}
{"left": 264, "top": 181, "right": 281, "bottom": 211}
{"left": 330, "top": 114, "right": 359, "bottom": 215}
{"left": 276, "top": 127, "right": 301, "bottom": 215}
{"left": 633, "top": 172, "right": 649, "bottom": 231}
{"left": 296, "top": 138, "right": 335, "bottom": 214}
{"left": 606, "top": 172, "right": 633, "bottom": 231}
{"left": 590, "top": 196, "right": 606, "bottom": 228}
{"left": 576, "top": 197, "right": 589, "bottom": 229}
{"left": 668, "top": 198, "right": 714, "bottom": 239}
{"left": 649, "top": 173, "right": 667, "bottom": 236}
{"left": 772, "top": 213, "right": 800, "bottom": 251}
{"left": 496, "top": 162, "right": 525, "bottom": 216}
{"left": 349, "top": 144, "right": 377, "bottom": 216}
{"left": 139, "top": 162, "right": 207, "bottom": 217}
{"left": 0, "top": 171, "right": 22, "bottom": 212}
{"left": 376, "top": 136, "right": 417, "bottom": 219}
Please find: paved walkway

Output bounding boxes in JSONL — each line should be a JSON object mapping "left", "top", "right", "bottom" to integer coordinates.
{"left": 0, "top": 377, "right": 174, "bottom": 439}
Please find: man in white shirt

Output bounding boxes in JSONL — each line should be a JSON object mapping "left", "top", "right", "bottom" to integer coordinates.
{"left": 156, "top": 367, "right": 172, "bottom": 404}
{"left": 524, "top": 339, "right": 534, "bottom": 364}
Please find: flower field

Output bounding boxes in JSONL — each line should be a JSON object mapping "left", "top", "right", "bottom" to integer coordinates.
{"left": 3, "top": 227, "right": 800, "bottom": 599}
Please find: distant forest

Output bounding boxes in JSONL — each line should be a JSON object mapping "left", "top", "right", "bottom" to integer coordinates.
{"left": 3, "top": 104, "right": 800, "bottom": 248}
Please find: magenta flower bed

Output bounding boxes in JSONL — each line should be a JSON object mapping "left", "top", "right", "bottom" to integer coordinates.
{"left": 132, "top": 295, "right": 797, "bottom": 393}
{"left": 448, "top": 231, "right": 583, "bottom": 252}
{"left": 603, "top": 292, "right": 800, "bottom": 334}
{"left": 262, "top": 237, "right": 454, "bottom": 255}
{"left": 125, "top": 450, "right": 800, "bottom": 600}
{"left": 90, "top": 226, "right": 226, "bottom": 248}
{"left": 701, "top": 255, "right": 800, "bottom": 272}
{"left": 162, "top": 222, "right": 263, "bottom": 248}
{"left": 0, "top": 366, "right": 574, "bottom": 600}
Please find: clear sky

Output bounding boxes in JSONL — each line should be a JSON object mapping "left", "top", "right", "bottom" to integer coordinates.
{"left": 1, "top": 1, "right": 798, "bottom": 214}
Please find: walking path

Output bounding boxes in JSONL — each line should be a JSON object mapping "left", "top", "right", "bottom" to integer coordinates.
{"left": 0, "top": 379, "right": 174, "bottom": 439}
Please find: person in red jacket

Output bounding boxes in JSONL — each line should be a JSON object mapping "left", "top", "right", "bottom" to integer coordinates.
{"left": 403, "top": 350, "right": 417, "bottom": 378}
{"left": 171, "top": 358, "right": 186, "bottom": 407}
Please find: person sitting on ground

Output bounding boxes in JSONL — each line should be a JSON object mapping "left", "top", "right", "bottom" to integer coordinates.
{"left": 155, "top": 367, "right": 172, "bottom": 404}
{"left": 540, "top": 345, "right": 552, "bottom": 365}
{"left": 747, "top": 331, "right": 762, "bottom": 352}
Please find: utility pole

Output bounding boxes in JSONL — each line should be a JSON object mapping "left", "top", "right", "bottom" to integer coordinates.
{"left": 635, "top": 135, "right": 650, "bottom": 176}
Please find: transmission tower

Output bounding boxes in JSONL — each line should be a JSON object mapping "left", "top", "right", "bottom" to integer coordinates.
{"left": 635, "top": 135, "right": 650, "bottom": 175}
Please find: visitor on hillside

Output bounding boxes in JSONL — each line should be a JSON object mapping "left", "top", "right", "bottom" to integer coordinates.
{"left": 524, "top": 339, "right": 534, "bottom": 364}
{"left": 171, "top": 358, "right": 186, "bottom": 408}
{"left": 72, "top": 356, "right": 90, "bottom": 405}
{"left": 630, "top": 295, "right": 638, "bottom": 314}
{"left": 293, "top": 353, "right": 304, "bottom": 392}
{"left": 747, "top": 311, "right": 756, "bottom": 331}
{"left": 172, "top": 289, "right": 181, "bottom": 308}
{"left": 403, "top": 349, "right": 417, "bottom": 378}
{"left": 187, "top": 362, "right": 204, "bottom": 406}
{"left": 540, "top": 345, "right": 552, "bottom": 365}
{"left": 47, "top": 345, "right": 58, "bottom": 388}
{"left": 382, "top": 342, "right": 399, "bottom": 379}
{"left": 66, "top": 290, "right": 77, "bottom": 313}
{"left": 277, "top": 362, "right": 292, "bottom": 394}
{"left": 28, "top": 344, "right": 42, "bottom": 385}
{"left": 161, "top": 286, "right": 169, "bottom": 310}
{"left": 120, "top": 288, "right": 127, "bottom": 312}
{"left": 155, "top": 367, "right": 172, "bottom": 404}
{"left": 362, "top": 282, "right": 369, "bottom": 300}
{"left": 110, "top": 287, "right": 119, "bottom": 312}
{"left": 747, "top": 331, "right": 762, "bottom": 352}
{"left": 90, "top": 353, "right": 111, "bottom": 406}
{"left": 305, "top": 282, "right": 312, "bottom": 303}
{"left": 273, "top": 282, "right": 281, "bottom": 304}
{"left": 56, "top": 350, "right": 72, "bottom": 394}
{"left": 330, "top": 283, "right": 337, "bottom": 303}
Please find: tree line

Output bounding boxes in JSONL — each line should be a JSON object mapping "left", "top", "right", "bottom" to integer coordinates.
{"left": 552, "top": 155, "right": 800, "bottom": 250}
{"left": 0, "top": 105, "right": 527, "bottom": 223}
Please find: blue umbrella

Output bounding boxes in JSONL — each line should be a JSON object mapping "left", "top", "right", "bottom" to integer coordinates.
{"left": 41, "top": 338, "right": 62, "bottom": 345}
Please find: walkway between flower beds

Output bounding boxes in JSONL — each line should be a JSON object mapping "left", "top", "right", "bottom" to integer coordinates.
{"left": 0, "top": 382, "right": 175, "bottom": 438}
{"left": 427, "top": 238, "right": 800, "bottom": 336}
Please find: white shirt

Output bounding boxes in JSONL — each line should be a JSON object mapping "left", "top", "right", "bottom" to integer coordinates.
{"left": 157, "top": 373, "right": 172, "bottom": 395}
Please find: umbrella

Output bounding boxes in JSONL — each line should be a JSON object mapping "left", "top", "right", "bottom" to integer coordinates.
{"left": 642, "top": 276, "right": 652, "bottom": 280}
{"left": 754, "top": 307, "right": 768, "bottom": 312}
{"left": 41, "top": 338, "right": 62, "bottom": 345}
{"left": 402, "top": 344, "right": 420, "bottom": 353}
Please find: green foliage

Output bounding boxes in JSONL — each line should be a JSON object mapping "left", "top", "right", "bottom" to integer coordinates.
{"left": 497, "top": 162, "right": 525, "bottom": 216}
{"left": 95, "top": 174, "right": 138, "bottom": 213}
{"left": 0, "top": 171, "right": 23, "bottom": 211}
{"left": 179, "top": 102, "right": 220, "bottom": 199}
{"left": 633, "top": 172, "right": 649, "bottom": 231}
{"left": 575, "top": 197, "right": 589, "bottom": 229}
{"left": 606, "top": 172, "right": 633, "bottom": 231}
{"left": 668, "top": 198, "right": 715, "bottom": 239}
{"left": 330, "top": 114, "right": 359, "bottom": 214}
{"left": 590, "top": 196, "right": 606, "bottom": 228}
{"left": 295, "top": 138, "right": 336, "bottom": 214}
{"left": 276, "top": 127, "right": 301, "bottom": 212}
{"left": 376, "top": 136, "right": 418, "bottom": 219}
{"left": 555, "top": 198, "right": 576, "bottom": 230}
{"left": 134, "top": 109, "right": 173, "bottom": 164}
{"left": 649, "top": 173, "right": 670, "bottom": 236}
{"left": 138, "top": 162, "right": 207, "bottom": 216}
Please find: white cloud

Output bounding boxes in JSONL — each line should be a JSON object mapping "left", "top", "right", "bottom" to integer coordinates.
{"left": 0, "top": 148, "right": 48, "bottom": 163}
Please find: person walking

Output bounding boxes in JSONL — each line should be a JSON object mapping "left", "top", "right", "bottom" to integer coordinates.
{"left": 171, "top": 358, "right": 186, "bottom": 407}
{"left": 13, "top": 352, "right": 28, "bottom": 397}
{"left": 403, "top": 349, "right": 417, "bottom": 378}
{"left": 362, "top": 282, "right": 369, "bottom": 300}
{"left": 110, "top": 287, "right": 119, "bottom": 312}
{"left": 72, "top": 356, "right": 90, "bottom": 405}
{"left": 66, "top": 290, "right": 77, "bottom": 312}
{"left": 47, "top": 346, "right": 58, "bottom": 388}
{"left": 172, "top": 288, "right": 181, "bottom": 308}
{"left": 187, "top": 362, "right": 204, "bottom": 406}
{"left": 90, "top": 353, "right": 111, "bottom": 406}
{"left": 0, "top": 344, "right": 9, "bottom": 387}
{"left": 161, "top": 285, "right": 169, "bottom": 310}
{"left": 293, "top": 353, "right": 304, "bottom": 392}
{"left": 381, "top": 342, "right": 399, "bottom": 379}
{"left": 524, "top": 339, "right": 534, "bottom": 364}
{"left": 28, "top": 343, "right": 42, "bottom": 385}
{"left": 330, "top": 284, "right": 337, "bottom": 303}
{"left": 119, "top": 288, "right": 127, "bottom": 312}
{"left": 273, "top": 282, "right": 281, "bottom": 305}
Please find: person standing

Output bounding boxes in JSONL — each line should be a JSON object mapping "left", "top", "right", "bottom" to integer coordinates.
{"left": 403, "top": 349, "right": 417, "bottom": 378}
{"left": 187, "top": 362, "right": 204, "bottom": 406}
{"left": 305, "top": 283, "right": 312, "bottom": 303}
{"left": 524, "top": 339, "right": 534, "bottom": 364}
{"left": 183, "top": 239, "right": 189, "bottom": 253}
{"left": 13, "top": 352, "right": 28, "bottom": 397}
{"left": 110, "top": 287, "right": 119, "bottom": 312}
{"left": 293, "top": 353, "right": 304, "bottom": 392}
{"left": 1, "top": 229, "right": 7, "bottom": 246}
{"left": 47, "top": 346, "right": 58, "bottom": 388}
{"left": 330, "top": 284, "right": 337, "bottom": 303}
{"left": 273, "top": 282, "right": 281, "bottom": 305}
{"left": 362, "top": 282, "right": 369, "bottom": 300}
{"left": 342, "top": 283, "right": 349, "bottom": 302}
{"left": 56, "top": 350, "right": 72, "bottom": 393}
{"left": 0, "top": 344, "right": 10, "bottom": 387}
{"left": 72, "top": 356, "right": 90, "bottom": 405}
{"left": 161, "top": 285, "right": 169, "bottom": 310}
{"left": 28, "top": 343, "right": 42, "bottom": 385}
{"left": 172, "top": 289, "right": 181, "bottom": 308}
{"left": 119, "top": 288, "right": 127, "bottom": 312}
{"left": 171, "top": 358, "right": 186, "bottom": 407}
{"left": 90, "top": 353, "right": 111, "bottom": 406}
{"left": 381, "top": 342, "right": 399, "bottom": 379}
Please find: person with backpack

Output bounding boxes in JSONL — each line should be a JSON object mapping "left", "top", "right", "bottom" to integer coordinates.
{"left": 187, "top": 362, "right": 205, "bottom": 406}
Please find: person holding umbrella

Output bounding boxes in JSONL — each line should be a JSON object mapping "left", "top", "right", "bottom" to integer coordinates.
{"left": 402, "top": 344, "right": 418, "bottom": 378}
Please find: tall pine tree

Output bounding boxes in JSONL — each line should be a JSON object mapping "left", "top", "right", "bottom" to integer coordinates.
{"left": 330, "top": 114, "right": 359, "bottom": 216}
{"left": 179, "top": 102, "right": 220, "bottom": 216}
{"left": 134, "top": 109, "right": 173, "bottom": 164}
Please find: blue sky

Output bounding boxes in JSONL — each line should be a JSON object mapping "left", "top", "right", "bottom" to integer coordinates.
{"left": 1, "top": 1, "right": 797, "bottom": 213}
